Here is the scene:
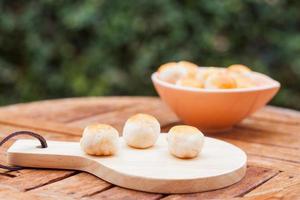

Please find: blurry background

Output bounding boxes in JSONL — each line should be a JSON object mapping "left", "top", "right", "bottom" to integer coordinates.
{"left": 0, "top": 0, "right": 300, "bottom": 109}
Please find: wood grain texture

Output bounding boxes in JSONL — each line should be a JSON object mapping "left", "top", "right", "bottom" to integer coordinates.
{"left": 0, "top": 97, "right": 299, "bottom": 199}
{"left": 0, "top": 123, "right": 80, "bottom": 142}
{"left": 247, "top": 154, "right": 300, "bottom": 174}
{"left": 0, "top": 97, "right": 139, "bottom": 122}
{"left": 29, "top": 173, "right": 111, "bottom": 199}
{"left": 244, "top": 172, "right": 300, "bottom": 197}
{"left": 0, "top": 185, "right": 58, "bottom": 200}
{"left": 211, "top": 126, "right": 300, "bottom": 149}
{"left": 162, "top": 166, "right": 279, "bottom": 200}
{"left": 84, "top": 186, "right": 163, "bottom": 200}
{"left": 0, "top": 169, "right": 77, "bottom": 192}
{"left": 235, "top": 183, "right": 300, "bottom": 200}
{"left": 0, "top": 116, "right": 82, "bottom": 136}
{"left": 217, "top": 138, "right": 300, "bottom": 164}
{"left": 67, "top": 99, "right": 178, "bottom": 132}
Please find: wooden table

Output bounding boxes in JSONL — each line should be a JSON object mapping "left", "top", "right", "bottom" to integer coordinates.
{"left": 0, "top": 97, "right": 299, "bottom": 200}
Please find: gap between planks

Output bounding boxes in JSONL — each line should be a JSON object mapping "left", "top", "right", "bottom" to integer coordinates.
{"left": 235, "top": 171, "right": 280, "bottom": 197}
{"left": 248, "top": 154, "right": 300, "bottom": 165}
{"left": 249, "top": 115, "right": 300, "bottom": 126}
{"left": 0, "top": 98, "right": 141, "bottom": 136}
{"left": 209, "top": 126, "right": 300, "bottom": 150}
{"left": 0, "top": 117, "right": 82, "bottom": 137}
{"left": 155, "top": 166, "right": 279, "bottom": 200}
{"left": 62, "top": 102, "right": 138, "bottom": 124}
{"left": 81, "top": 184, "right": 115, "bottom": 198}
{"left": 25, "top": 171, "right": 79, "bottom": 191}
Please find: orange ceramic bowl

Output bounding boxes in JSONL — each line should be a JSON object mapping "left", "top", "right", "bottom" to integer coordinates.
{"left": 152, "top": 69, "right": 280, "bottom": 132}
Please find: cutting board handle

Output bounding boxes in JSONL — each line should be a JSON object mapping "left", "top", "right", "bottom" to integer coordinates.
{"left": 7, "top": 139, "right": 97, "bottom": 171}
{"left": 0, "top": 131, "right": 48, "bottom": 170}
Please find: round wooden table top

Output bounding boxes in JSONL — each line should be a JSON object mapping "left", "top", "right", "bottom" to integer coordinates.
{"left": 0, "top": 97, "right": 299, "bottom": 200}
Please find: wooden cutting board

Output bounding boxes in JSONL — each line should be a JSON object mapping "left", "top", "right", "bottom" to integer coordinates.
{"left": 7, "top": 134, "right": 247, "bottom": 194}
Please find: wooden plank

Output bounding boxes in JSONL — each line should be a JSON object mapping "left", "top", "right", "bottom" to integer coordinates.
{"left": 0, "top": 100, "right": 177, "bottom": 137}
{"left": 244, "top": 172, "right": 300, "bottom": 197}
{"left": 0, "top": 97, "right": 178, "bottom": 133}
{"left": 248, "top": 155, "right": 300, "bottom": 174}
{"left": 68, "top": 101, "right": 178, "bottom": 132}
{"left": 210, "top": 127, "right": 300, "bottom": 149}
{"left": 84, "top": 186, "right": 163, "bottom": 200}
{"left": 217, "top": 138, "right": 300, "bottom": 164}
{"left": 260, "top": 183, "right": 300, "bottom": 200}
{"left": 237, "top": 106, "right": 300, "bottom": 138}
{"left": 29, "top": 173, "right": 111, "bottom": 199}
{"left": 0, "top": 124, "right": 80, "bottom": 142}
{"left": 234, "top": 183, "right": 300, "bottom": 200}
{"left": 0, "top": 169, "right": 77, "bottom": 192}
{"left": 251, "top": 106, "right": 300, "bottom": 124}
{"left": 0, "top": 97, "right": 137, "bottom": 123}
{"left": 0, "top": 116, "right": 82, "bottom": 136}
{"left": 162, "top": 166, "right": 278, "bottom": 199}
{"left": 0, "top": 97, "right": 161, "bottom": 123}
{"left": 237, "top": 117, "right": 300, "bottom": 138}
{"left": 0, "top": 185, "right": 58, "bottom": 200}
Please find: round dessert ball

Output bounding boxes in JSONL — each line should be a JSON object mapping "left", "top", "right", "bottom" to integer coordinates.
{"left": 123, "top": 113, "right": 160, "bottom": 149}
{"left": 230, "top": 73, "right": 256, "bottom": 88}
{"left": 167, "top": 125, "right": 204, "bottom": 159}
{"left": 177, "top": 61, "right": 199, "bottom": 74}
{"left": 157, "top": 61, "right": 198, "bottom": 84}
{"left": 80, "top": 124, "right": 119, "bottom": 156}
{"left": 158, "top": 62, "right": 185, "bottom": 84}
{"left": 227, "top": 64, "right": 251, "bottom": 74}
{"left": 176, "top": 77, "right": 204, "bottom": 89}
{"left": 196, "top": 67, "right": 225, "bottom": 83}
{"left": 204, "top": 72, "right": 237, "bottom": 89}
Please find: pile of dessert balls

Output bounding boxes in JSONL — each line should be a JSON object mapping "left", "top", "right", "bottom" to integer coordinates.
{"left": 157, "top": 61, "right": 261, "bottom": 89}
{"left": 80, "top": 113, "right": 204, "bottom": 159}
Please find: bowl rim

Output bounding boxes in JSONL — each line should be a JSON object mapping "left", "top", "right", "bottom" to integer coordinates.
{"left": 151, "top": 71, "right": 280, "bottom": 93}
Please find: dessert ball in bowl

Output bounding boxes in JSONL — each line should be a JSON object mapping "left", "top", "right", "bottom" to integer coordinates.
{"left": 152, "top": 62, "right": 280, "bottom": 132}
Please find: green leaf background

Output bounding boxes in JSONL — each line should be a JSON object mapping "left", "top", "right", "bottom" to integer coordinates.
{"left": 0, "top": 0, "right": 299, "bottom": 109}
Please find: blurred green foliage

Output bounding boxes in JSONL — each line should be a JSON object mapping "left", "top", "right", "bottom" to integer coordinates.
{"left": 0, "top": 0, "right": 300, "bottom": 109}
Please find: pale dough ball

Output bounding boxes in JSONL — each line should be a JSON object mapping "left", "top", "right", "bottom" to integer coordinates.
{"left": 123, "top": 113, "right": 161, "bottom": 149}
{"left": 196, "top": 67, "right": 225, "bottom": 83}
{"left": 227, "top": 64, "right": 251, "bottom": 74}
{"left": 227, "top": 64, "right": 256, "bottom": 88}
{"left": 157, "top": 61, "right": 198, "bottom": 83}
{"left": 230, "top": 73, "right": 257, "bottom": 88}
{"left": 177, "top": 61, "right": 199, "bottom": 74}
{"left": 176, "top": 77, "right": 204, "bottom": 89}
{"left": 204, "top": 72, "right": 237, "bottom": 89}
{"left": 80, "top": 124, "right": 119, "bottom": 156}
{"left": 167, "top": 125, "right": 204, "bottom": 159}
{"left": 158, "top": 62, "right": 185, "bottom": 84}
